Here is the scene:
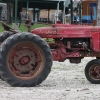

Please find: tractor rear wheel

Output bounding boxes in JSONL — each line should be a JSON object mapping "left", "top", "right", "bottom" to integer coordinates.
{"left": 0, "top": 32, "right": 52, "bottom": 87}
{"left": 0, "top": 31, "right": 15, "bottom": 80}
{"left": 85, "top": 59, "right": 100, "bottom": 84}
{"left": 0, "top": 31, "right": 15, "bottom": 43}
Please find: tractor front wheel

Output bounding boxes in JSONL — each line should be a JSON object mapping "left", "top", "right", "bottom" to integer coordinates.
{"left": 0, "top": 32, "right": 52, "bottom": 87}
{"left": 85, "top": 59, "right": 100, "bottom": 84}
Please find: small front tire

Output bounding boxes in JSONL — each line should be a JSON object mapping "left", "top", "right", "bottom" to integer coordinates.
{"left": 85, "top": 59, "right": 100, "bottom": 84}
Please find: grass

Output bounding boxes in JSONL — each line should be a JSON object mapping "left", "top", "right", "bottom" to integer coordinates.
{"left": 0, "top": 23, "right": 6, "bottom": 32}
{"left": 0, "top": 22, "right": 50, "bottom": 33}
{"left": 19, "top": 23, "right": 50, "bottom": 32}
{"left": 0, "top": 22, "right": 55, "bottom": 43}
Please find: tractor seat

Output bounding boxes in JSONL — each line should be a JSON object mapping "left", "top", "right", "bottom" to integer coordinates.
{"left": 1, "top": 21, "right": 13, "bottom": 31}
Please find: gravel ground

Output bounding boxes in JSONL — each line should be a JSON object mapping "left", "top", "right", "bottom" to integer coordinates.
{"left": 0, "top": 57, "right": 100, "bottom": 100}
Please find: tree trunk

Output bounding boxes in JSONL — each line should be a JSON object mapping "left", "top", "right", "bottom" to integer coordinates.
{"left": 7, "top": 0, "right": 11, "bottom": 24}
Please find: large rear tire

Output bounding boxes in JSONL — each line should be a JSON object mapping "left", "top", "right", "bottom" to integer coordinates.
{"left": 0, "top": 31, "right": 15, "bottom": 80}
{"left": 0, "top": 31, "right": 15, "bottom": 43}
{"left": 0, "top": 32, "right": 52, "bottom": 87}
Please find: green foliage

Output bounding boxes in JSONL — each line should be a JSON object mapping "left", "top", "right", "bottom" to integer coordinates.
{"left": 0, "top": 23, "right": 4, "bottom": 32}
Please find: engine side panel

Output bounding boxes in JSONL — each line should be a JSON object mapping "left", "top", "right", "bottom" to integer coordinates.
{"left": 91, "top": 32, "right": 100, "bottom": 52}
{"left": 56, "top": 27, "right": 91, "bottom": 38}
{"left": 32, "top": 24, "right": 100, "bottom": 52}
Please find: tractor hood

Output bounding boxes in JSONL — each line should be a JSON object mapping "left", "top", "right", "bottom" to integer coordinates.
{"left": 31, "top": 26, "right": 57, "bottom": 38}
{"left": 32, "top": 24, "right": 100, "bottom": 38}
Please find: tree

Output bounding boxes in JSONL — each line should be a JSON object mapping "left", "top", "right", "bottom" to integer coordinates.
{"left": 0, "top": 5, "right": 2, "bottom": 20}
{"left": 7, "top": 0, "right": 12, "bottom": 24}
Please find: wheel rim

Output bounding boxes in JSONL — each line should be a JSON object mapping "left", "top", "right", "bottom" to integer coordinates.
{"left": 7, "top": 42, "right": 45, "bottom": 80}
{"left": 89, "top": 64, "right": 100, "bottom": 80}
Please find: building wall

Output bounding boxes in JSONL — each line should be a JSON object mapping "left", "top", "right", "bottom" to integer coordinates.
{"left": 40, "top": 9, "right": 56, "bottom": 22}
{"left": 22, "top": 8, "right": 33, "bottom": 21}
{"left": 22, "top": 8, "right": 40, "bottom": 22}
{"left": 0, "top": 3, "right": 7, "bottom": 20}
{"left": 82, "top": 0, "right": 97, "bottom": 25}
{"left": 0, "top": 3, "right": 13, "bottom": 21}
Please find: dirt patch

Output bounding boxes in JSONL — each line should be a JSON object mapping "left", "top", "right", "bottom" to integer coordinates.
{"left": 0, "top": 57, "right": 100, "bottom": 100}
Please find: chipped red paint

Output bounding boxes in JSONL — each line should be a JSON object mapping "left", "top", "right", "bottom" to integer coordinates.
{"left": 32, "top": 24, "right": 100, "bottom": 62}
{"left": 32, "top": 24, "right": 100, "bottom": 38}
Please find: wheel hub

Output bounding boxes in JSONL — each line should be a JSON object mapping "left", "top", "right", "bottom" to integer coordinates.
{"left": 7, "top": 42, "right": 45, "bottom": 81}
{"left": 19, "top": 56, "right": 30, "bottom": 65}
{"left": 13, "top": 49, "right": 36, "bottom": 72}
{"left": 90, "top": 65, "right": 100, "bottom": 79}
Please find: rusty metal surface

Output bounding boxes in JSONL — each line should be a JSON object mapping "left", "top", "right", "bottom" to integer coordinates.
{"left": 32, "top": 23, "right": 100, "bottom": 54}
{"left": 80, "top": 52, "right": 100, "bottom": 57}
{"left": 50, "top": 39, "right": 100, "bottom": 62}
{"left": 1, "top": 21, "right": 18, "bottom": 33}
{"left": 69, "top": 58, "right": 82, "bottom": 64}
{"left": 50, "top": 40, "right": 81, "bottom": 62}
{"left": 7, "top": 42, "right": 45, "bottom": 80}
{"left": 89, "top": 64, "right": 100, "bottom": 79}
{"left": 14, "top": 49, "right": 35, "bottom": 72}
{"left": 25, "top": 19, "right": 31, "bottom": 32}
{"left": 32, "top": 24, "right": 100, "bottom": 38}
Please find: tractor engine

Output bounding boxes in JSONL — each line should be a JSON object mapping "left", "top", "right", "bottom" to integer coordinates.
{"left": 63, "top": 38, "right": 90, "bottom": 50}
{"left": 50, "top": 38, "right": 91, "bottom": 63}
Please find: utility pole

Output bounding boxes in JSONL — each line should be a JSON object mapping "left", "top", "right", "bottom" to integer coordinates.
{"left": 78, "top": 0, "right": 82, "bottom": 25}
{"left": 70, "top": 0, "right": 73, "bottom": 24}
{"left": 7, "top": 0, "right": 12, "bottom": 24}
{"left": 0, "top": 5, "right": 2, "bottom": 20}
{"left": 97, "top": 0, "right": 100, "bottom": 25}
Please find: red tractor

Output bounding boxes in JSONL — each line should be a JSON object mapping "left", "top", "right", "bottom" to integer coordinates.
{"left": 0, "top": 19, "right": 100, "bottom": 87}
